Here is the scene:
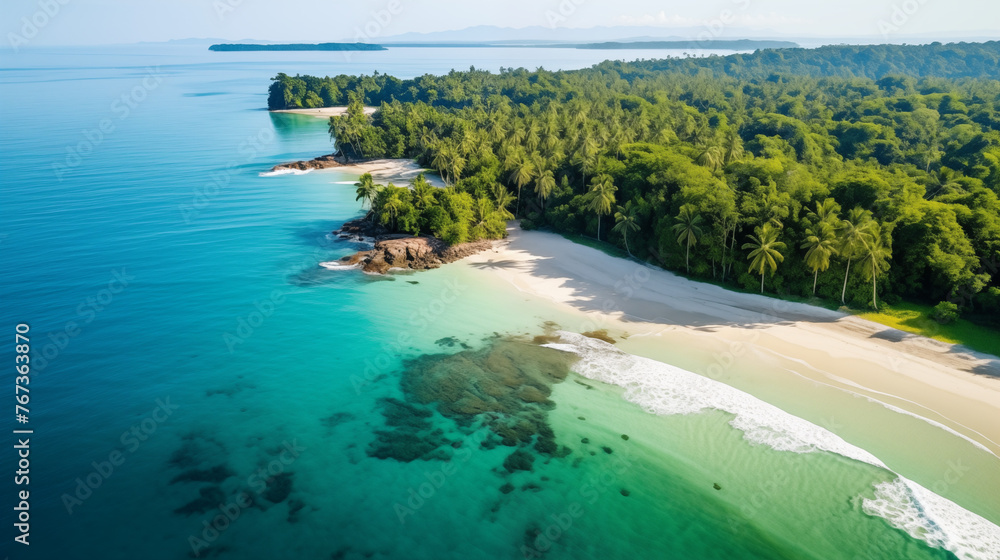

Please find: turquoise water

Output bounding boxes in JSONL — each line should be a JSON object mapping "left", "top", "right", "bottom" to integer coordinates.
{"left": 0, "top": 45, "right": 991, "bottom": 559}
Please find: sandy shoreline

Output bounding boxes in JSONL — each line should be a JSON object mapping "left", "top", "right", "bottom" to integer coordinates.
{"left": 464, "top": 224, "right": 1000, "bottom": 458}
{"left": 271, "top": 106, "right": 378, "bottom": 118}
{"left": 269, "top": 158, "right": 446, "bottom": 188}
{"left": 345, "top": 159, "right": 446, "bottom": 187}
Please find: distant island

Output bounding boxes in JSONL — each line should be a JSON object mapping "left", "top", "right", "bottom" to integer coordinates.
{"left": 209, "top": 40, "right": 796, "bottom": 52}
{"left": 573, "top": 39, "right": 798, "bottom": 50}
{"left": 374, "top": 40, "right": 799, "bottom": 50}
{"left": 209, "top": 43, "right": 386, "bottom": 51}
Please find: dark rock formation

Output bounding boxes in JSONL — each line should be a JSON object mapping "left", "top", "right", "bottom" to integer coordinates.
{"left": 366, "top": 398, "right": 453, "bottom": 462}
{"left": 271, "top": 153, "right": 348, "bottom": 172}
{"left": 329, "top": 218, "right": 495, "bottom": 274}
{"left": 263, "top": 472, "right": 293, "bottom": 504}
{"left": 503, "top": 449, "right": 535, "bottom": 472}
{"left": 321, "top": 412, "right": 355, "bottom": 429}
{"left": 334, "top": 218, "right": 386, "bottom": 240}
{"left": 581, "top": 329, "right": 616, "bottom": 344}
{"left": 341, "top": 235, "right": 494, "bottom": 274}
{"left": 170, "top": 465, "right": 234, "bottom": 485}
{"left": 287, "top": 498, "right": 305, "bottom": 523}
{"left": 174, "top": 486, "right": 226, "bottom": 516}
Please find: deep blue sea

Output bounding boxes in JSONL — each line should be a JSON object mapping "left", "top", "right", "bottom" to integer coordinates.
{"left": 0, "top": 45, "right": 997, "bottom": 560}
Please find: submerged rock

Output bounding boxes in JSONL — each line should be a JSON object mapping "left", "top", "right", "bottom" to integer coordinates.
{"left": 174, "top": 486, "right": 226, "bottom": 516}
{"left": 263, "top": 472, "right": 293, "bottom": 504}
{"left": 533, "top": 334, "right": 561, "bottom": 345}
{"left": 368, "top": 337, "right": 579, "bottom": 486}
{"left": 503, "top": 449, "right": 535, "bottom": 473}
{"left": 287, "top": 498, "right": 305, "bottom": 523}
{"left": 499, "top": 482, "right": 516, "bottom": 494}
{"left": 581, "top": 329, "right": 616, "bottom": 344}
{"left": 321, "top": 412, "right": 355, "bottom": 429}
{"left": 170, "top": 465, "right": 234, "bottom": 485}
{"left": 366, "top": 398, "right": 452, "bottom": 462}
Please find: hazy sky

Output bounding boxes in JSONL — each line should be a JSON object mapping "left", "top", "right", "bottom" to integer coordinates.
{"left": 3, "top": 0, "right": 998, "bottom": 46}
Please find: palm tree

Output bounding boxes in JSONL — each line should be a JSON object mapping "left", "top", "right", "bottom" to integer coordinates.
{"left": 534, "top": 169, "right": 556, "bottom": 211}
{"left": 486, "top": 115, "right": 506, "bottom": 144}
{"left": 525, "top": 122, "right": 541, "bottom": 152}
{"left": 457, "top": 127, "right": 476, "bottom": 156}
{"left": 859, "top": 227, "right": 891, "bottom": 309}
{"left": 410, "top": 175, "right": 435, "bottom": 210}
{"left": 722, "top": 128, "right": 744, "bottom": 164}
{"left": 511, "top": 158, "right": 536, "bottom": 217}
{"left": 838, "top": 207, "right": 875, "bottom": 305}
{"left": 806, "top": 198, "right": 841, "bottom": 226}
{"left": 575, "top": 135, "right": 599, "bottom": 188}
{"left": 743, "top": 223, "right": 787, "bottom": 294}
{"left": 492, "top": 185, "right": 515, "bottom": 221}
{"left": 612, "top": 202, "right": 640, "bottom": 257}
{"left": 696, "top": 145, "right": 724, "bottom": 172}
{"left": 925, "top": 167, "right": 962, "bottom": 200}
{"left": 431, "top": 146, "right": 452, "bottom": 184}
{"left": 672, "top": 205, "right": 704, "bottom": 274}
{"left": 509, "top": 123, "right": 526, "bottom": 146}
{"left": 801, "top": 222, "right": 839, "bottom": 295}
{"left": 354, "top": 173, "right": 379, "bottom": 217}
{"left": 587, "top": 175, "right": 616, "bottom": 241}
{"left": 473, "top": 197, "right": 495, "bottom": 237}
{"left": 446, "top": 150, "right": 465, "bottom": 185}
{"left": 381, "top": 193, "right": 403, "bottom": 230}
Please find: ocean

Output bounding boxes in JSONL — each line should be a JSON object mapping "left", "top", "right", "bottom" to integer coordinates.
{"left": 0, "top": 44, "right": 997, "bottom": 560}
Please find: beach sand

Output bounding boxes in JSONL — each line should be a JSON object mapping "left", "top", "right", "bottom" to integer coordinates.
{"left": 272, "top": 106, "right": 378, "bottom": 118}
{"left": 464, "top": 224, "right": 1000, "bottom": 458}
{"left": 344, "top": 159, "right": 446, "bottom": 187}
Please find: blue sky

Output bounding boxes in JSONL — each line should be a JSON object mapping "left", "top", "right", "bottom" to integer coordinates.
{"left": 2, "top": 0, "right": 997, "bottom": 46}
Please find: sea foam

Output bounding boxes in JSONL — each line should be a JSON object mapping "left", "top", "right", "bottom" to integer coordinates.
{"left": 546, "top": 331, "right": 1000, "bottom": 560}
{"left": 319, "top": 261, "right": 359, "bottom": 270}
{"left": 259, "top": 168, "right": 311, "bottom": 177}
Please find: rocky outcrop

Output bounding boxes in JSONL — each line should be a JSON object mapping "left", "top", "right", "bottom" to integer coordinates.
{"left": 345, "top": 236, "right": 494, "bottom": 274}
{"left": 271, "top": 153, "right": 356, "bottom": 172}
{"left": 326, "top": 218, "right": 497, "bottom": 274}
{"left": 333, "top": 218, "right": 386, "bottom": 241}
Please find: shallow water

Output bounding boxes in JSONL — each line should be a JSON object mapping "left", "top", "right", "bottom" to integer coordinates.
{"left": 0, "top": 45, "right": 997, "bottom": 560}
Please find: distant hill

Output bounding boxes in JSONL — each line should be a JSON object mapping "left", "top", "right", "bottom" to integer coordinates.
{"left": 209, "top": 43, "right": 385, "bottom": 52}
{"left": 575, "top": 40, "right": 798, "bottom": 50}
{"left": 377, "top": 25, "right": 1000, "bottom": 49}
{"left": 380, "top": 25, "right": 778, "bottom": 44}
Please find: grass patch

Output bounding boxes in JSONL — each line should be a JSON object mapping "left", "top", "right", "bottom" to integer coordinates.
{"left": 854, "top": 301, "right": 1000, "bottom": 358}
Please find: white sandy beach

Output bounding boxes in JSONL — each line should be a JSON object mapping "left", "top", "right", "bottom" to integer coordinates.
{"left": 345, "top": 159, "right": 446, "bottom": 187}
{"left": 464, "top": 224, "right": 1000, "bottom": 458}
{"left": 272, "top": 106, "right": 378, "bottom": 118}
